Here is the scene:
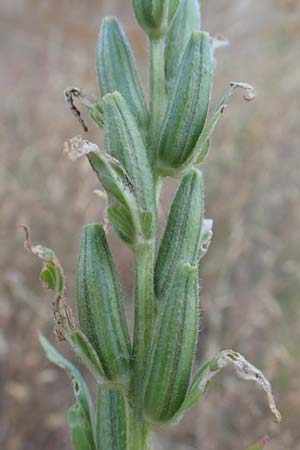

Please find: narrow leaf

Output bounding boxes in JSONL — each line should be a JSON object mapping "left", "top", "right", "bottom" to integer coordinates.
{"left": 39, "top": 336, "right": 96, "bottom": 450}
{"left": 192, "top": 82, "right": 256, "bottom": 165}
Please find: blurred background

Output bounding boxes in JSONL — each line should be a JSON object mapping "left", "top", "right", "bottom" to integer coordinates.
{"left": 1, "top": 0, "right": 300, "bottom": 449}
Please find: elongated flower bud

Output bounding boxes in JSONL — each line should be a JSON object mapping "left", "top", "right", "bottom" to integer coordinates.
{"left": 97, "top": 387, "right": 128, "bottom": 450}
{"left": 158, "top": 32, "right": 213, "bottom": 176}
{"left": 165, "top": 0, "right": 201, "bottom": 91}
{"left": 144, "top": 263, "right": 199, "bottom": 423}
{"left": 155, "top": 169, "right": 203, "bottom": 301}
{"left": 133, "top": 0, "right": 180, "bottom": 39}
{"left": 76, "top": 224, "right": 131, "bottom": 382}
{"left": 102, "top": 92, "right": 154, "bottom": 215}
{"left": 97, "top": 17, "right": 148, "bottom": 129}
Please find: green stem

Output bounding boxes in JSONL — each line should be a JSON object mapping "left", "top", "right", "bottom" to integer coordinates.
{"left": 129, "top": 410, "right": 151, "bottom": 450}
{"left": 149, "top": 37, "right": 166, "bottom": 154}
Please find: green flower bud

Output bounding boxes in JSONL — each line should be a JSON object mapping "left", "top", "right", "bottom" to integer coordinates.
{"left": 76, "top": 224, "right": 131, "bottom": 382}
{"left": 97, "top": 17, "right": 148, "bottom": 129}
{"left": 133, "top": 0, "right": 181, "bottom": 39}
{"left": 102, "top": 92, "right": 155, "bottom": 215}
{"left": 144, "top": 263, "right": 199, "bottom": 423}
{"left": 165, "top": 0, "right": 201, "bottom": 92}
{"left": 155, "top": 169, "right": 204, "bottom": 301}
{"left": 157, "top": 31, "right": 213, "bottom": 176}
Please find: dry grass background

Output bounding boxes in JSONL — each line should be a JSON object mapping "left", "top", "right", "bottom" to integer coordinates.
{"left": 1, "top": 0, "right": 300, "bottom": 449}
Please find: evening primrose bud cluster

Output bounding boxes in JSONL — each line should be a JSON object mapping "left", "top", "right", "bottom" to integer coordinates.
{"left": 23, "top": 1, "right": 280, "bottom": 449}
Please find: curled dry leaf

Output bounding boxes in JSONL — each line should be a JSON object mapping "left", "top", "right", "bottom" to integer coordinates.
{"left": 63, "top": 135, "right": 101, "bottom": 162}
{"left": 19, "top": 225, "right": 76, "bottom": 340}
{"left": 198, "top": 350, "right": 281, "bottom": 424}
{"left": 230, "top": 81, "right": 256, "bottom": 101}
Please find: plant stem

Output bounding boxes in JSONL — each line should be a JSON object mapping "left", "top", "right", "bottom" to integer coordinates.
{"left": 149, "top": 37, "right": 166, "bottom": 154}
{"left": 129, "top": 410, "right": 151, "bottom": 450}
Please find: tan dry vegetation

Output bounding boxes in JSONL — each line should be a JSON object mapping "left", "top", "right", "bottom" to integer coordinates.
{"left": 1, "top": 0, "right": 300, "bottom": 449}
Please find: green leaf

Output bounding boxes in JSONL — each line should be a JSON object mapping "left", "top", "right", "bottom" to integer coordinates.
{"left": 158, "top": 31, "right": 213, "bottom": 175}
{"left": 88, "top": 150, "right": 139, "bottom": 245}
{"left": 97, "top": 387, "right": 129, "bottom": 450}
{"left": 165, "top": 0, "right": 201, "bottom": 91}
{"left": 66, "top": 331, "right": 107, "bottom": 384}
{"left": 155, "top": 169, "right": 204, "bottom": 302}
{"left": 39, "top": 336, "right": 96, "bottom": 450}
{"left": 144, "top": 263, "right": 199, "bottom": 424}
{"left": 108, "top": 206, "right": 136, "bottom": 246}
{"left": 97, "top": 17, "right": 148, "bottom": 130}
{"left": 77, "top": 224, "right": 131, "bottom": 383}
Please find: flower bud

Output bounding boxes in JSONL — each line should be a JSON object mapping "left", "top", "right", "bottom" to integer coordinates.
{"left": 165, "top": 0, "right": 201, "bottom": 92}
{"left": 144, "top": 263, "right": 199, "bottom": 423}
{"left": 102, "top": 92, "right": 154, "bottom": 215}
{"left": 97, "top": 17, "right": 148, "bottom": 129}
{"left": 158, "top": 31, "right": 213, "bottom": 176}
{"left": 133, "top": 0, "right": 180, "bottom": 39}
{"left": 155, "top": 168, "right": 204, "bottom": 301}
{"left": 76, "top": 224, "right": 131, "bottom": 382}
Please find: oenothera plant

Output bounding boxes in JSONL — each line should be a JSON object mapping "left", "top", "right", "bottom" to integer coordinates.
{"left": 22, "top": 1, "right": 281, "bottom": 449}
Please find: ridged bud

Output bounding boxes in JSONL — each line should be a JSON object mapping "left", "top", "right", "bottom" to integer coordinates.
{"left": 155, "top": 169, "right": 204, "bottom": 301}
{"left": 133, "top": 0, "right": 180, "bottom": 39}
{"left": 165, "top": 0, "right": 201, "bottom": 92}
{"left": 144, "top": 263, "right": 199, "bottom": 423}
{"left": 76, "top": 224, "right": 131, "bottom": 382}
{"left": 158, "top": 32, "right": 213, "bottom": 176}
{"left": 97, "top": 17, "right": 148, "bottom": 129}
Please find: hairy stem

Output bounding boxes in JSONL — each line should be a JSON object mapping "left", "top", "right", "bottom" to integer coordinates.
{"left": 129, "top": 410, "right": 151, "bottom": 450}
{"left": 149, "top": 37, "right": 166, "bottom": 154}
